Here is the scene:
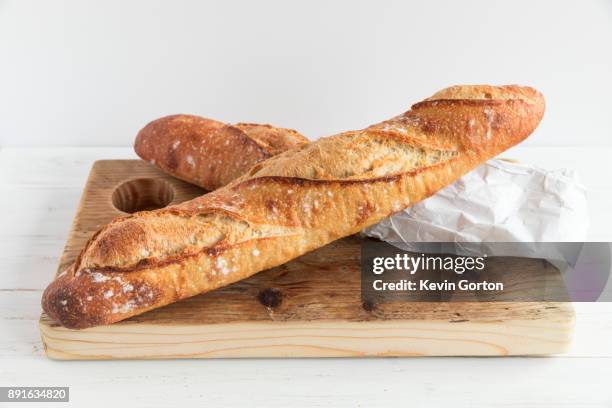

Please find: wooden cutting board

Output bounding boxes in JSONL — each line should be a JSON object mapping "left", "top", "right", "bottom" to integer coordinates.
{"left": 39, "top": 160, "right": 575, "bottom": 359}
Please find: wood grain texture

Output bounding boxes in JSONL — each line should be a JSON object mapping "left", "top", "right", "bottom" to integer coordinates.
{"left": 6, "top": 147, "right": 612, "bottom": 408}
{"left": 39, "top": 160, "right": 575, "bottom": 359}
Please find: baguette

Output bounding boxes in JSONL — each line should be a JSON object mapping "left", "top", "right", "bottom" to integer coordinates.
{"left": 42, "top": 85, "right": 545, "bottom": 329}
{"left": 134, "top": 115, "right": 309, "bottom": 190}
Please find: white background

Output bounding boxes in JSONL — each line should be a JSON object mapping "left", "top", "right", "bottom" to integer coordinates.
{"left": 2, "top": 2, "right": 612, "bottom": 407}
{"left": 1, "top": 0, "right": 611, "bottom": 147}
{"left": 1, "top": 146, "right": 612, "bottom": 408}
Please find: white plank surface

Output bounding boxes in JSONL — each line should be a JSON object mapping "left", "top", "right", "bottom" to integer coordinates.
{"left": 1, "top": 147, "right": 612, "bottom": 407}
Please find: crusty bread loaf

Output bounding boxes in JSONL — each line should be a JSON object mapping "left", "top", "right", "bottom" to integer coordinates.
{"left": 42, "top": 85, "right": 545, "bottom": 329}
{"left": 134, "top": 115, "right": 309, "bottom": 190}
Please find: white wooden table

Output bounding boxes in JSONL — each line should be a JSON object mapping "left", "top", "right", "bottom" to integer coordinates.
{"left": 1, "top": 146, "right": 611, "bottom": 407}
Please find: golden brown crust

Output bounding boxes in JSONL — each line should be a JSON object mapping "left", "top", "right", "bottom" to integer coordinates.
{"left": 134, "top": 115, "right": 309, "bottom": 190}
{"left": 43, "top": 85, "right": 545, "bottom": 329}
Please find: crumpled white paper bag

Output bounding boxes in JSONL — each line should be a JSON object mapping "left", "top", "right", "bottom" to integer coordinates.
{"left": 363, "top": 158, "right": 589, "bottom": 245}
